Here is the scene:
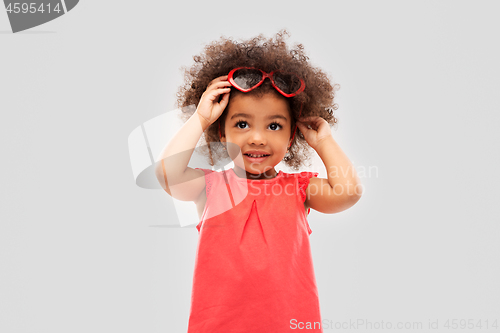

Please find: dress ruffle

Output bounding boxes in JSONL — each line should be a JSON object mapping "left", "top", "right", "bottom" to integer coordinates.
{"left": 297, "top": 171, "right": 320, "bottom": 203}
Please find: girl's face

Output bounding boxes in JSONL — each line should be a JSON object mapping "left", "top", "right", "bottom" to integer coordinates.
{"left": 221, "top": 92, "right": 292, "bottom": 179}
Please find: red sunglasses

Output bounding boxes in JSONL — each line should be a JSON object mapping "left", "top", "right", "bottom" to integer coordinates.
{"left": 228, "top": 67, "right": 305, "bottom": 97}
{"left": 219, "top": 67, "right": 305, "bottom": 147}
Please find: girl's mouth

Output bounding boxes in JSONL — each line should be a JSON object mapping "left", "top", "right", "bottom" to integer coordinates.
{"left": 244, "top": 153, "right": 270, "bottom": 163}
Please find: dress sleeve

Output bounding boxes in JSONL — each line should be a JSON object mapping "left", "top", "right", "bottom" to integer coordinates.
{"left": 298, "top": 171, "right": 320, "bottom": 214}
{"left": 194, "top": 168, "right": 214, "bottom": 196}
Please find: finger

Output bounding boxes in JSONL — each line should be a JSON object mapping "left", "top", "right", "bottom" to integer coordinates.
{"left": 207, "top": 80, "right": 232, "bottom": 91}
{"left": 296, "top": 122, "right": 308, "bottom": 130}
{"left": 219, "top": 91, "right": 230, "bottom": 108}
{"left": 208, "top": 75, "right": 229, "bottom": 86}
{"left": 206, "top": 87, "right": 231, "bottom": 101}
{"left": 213, "top": 80, "right": 233, "bottom": 89}
{"left": 297, "top": 122, "right": 314, "bottom": 131}
{"left": 210, "top": 75, "right": 227, "bottom": 82}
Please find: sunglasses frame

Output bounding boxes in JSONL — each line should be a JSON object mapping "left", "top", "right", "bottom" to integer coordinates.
{"left": 228, "top": 67, "right": 305, "bottom": 98}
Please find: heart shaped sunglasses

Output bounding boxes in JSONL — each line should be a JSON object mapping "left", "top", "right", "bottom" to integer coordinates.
{"left": 228, "top": 67, "right": 305, "bottom": 97}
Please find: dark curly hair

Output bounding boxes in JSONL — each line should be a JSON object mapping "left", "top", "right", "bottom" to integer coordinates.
{"left": 176, "top": 30, "right": 339, "bottom": 171}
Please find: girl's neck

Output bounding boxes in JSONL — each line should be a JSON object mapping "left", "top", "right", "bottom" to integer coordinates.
{"left": 232, "top": 165, "right": 278, "bottom": 180}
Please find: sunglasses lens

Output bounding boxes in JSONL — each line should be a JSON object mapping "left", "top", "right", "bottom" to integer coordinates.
{"left": 273, "top": 72, "right": 302, "bottom": 95}
{"left": 232, "top": 68, "right": 263, "bottom": 90}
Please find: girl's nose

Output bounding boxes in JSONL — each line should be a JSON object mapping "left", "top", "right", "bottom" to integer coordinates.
{"left": 248, "top": 129, "right": 267, "bottom": 146}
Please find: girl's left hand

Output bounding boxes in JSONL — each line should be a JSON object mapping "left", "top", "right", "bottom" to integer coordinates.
{"left": 296, "top": 116, "right": 333, "bottom": 150}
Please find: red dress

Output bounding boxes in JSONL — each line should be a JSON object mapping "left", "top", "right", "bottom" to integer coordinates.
{"left": 188, "top": 168, "right": 323, "bottom": 332}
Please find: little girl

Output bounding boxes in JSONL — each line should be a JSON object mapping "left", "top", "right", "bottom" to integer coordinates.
{"left": 155, "top": 31, "right": 362, "bottom": 333}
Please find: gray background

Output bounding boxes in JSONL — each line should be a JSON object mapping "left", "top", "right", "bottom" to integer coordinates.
{"left": 1, "top": 1, "right": 499, "bottom": 332}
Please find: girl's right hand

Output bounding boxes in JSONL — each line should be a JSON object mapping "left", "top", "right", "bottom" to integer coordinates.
{"left": 195, "top": 75, "right": 232, "bottom": 130}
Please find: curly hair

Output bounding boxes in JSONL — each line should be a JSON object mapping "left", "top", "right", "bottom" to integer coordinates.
{"left": 176, "top": 29, "right": 339, "bottom": 171}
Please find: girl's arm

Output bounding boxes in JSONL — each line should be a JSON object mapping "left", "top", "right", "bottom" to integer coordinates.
{"left": 154, "top": 112, "right": 209, "bottom": 201}
{"left": 154, "top": 76, "right": 231, "bottom": 202}
{"left": 297, "top": 117, "right": 363, "bottom": 214}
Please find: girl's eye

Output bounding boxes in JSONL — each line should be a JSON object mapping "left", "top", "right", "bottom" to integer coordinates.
{"left": 269, "top": 122, "right": 283, "bottom": 131}
{"left": 235, "top": 121, "right": 248, "bottom": 129}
